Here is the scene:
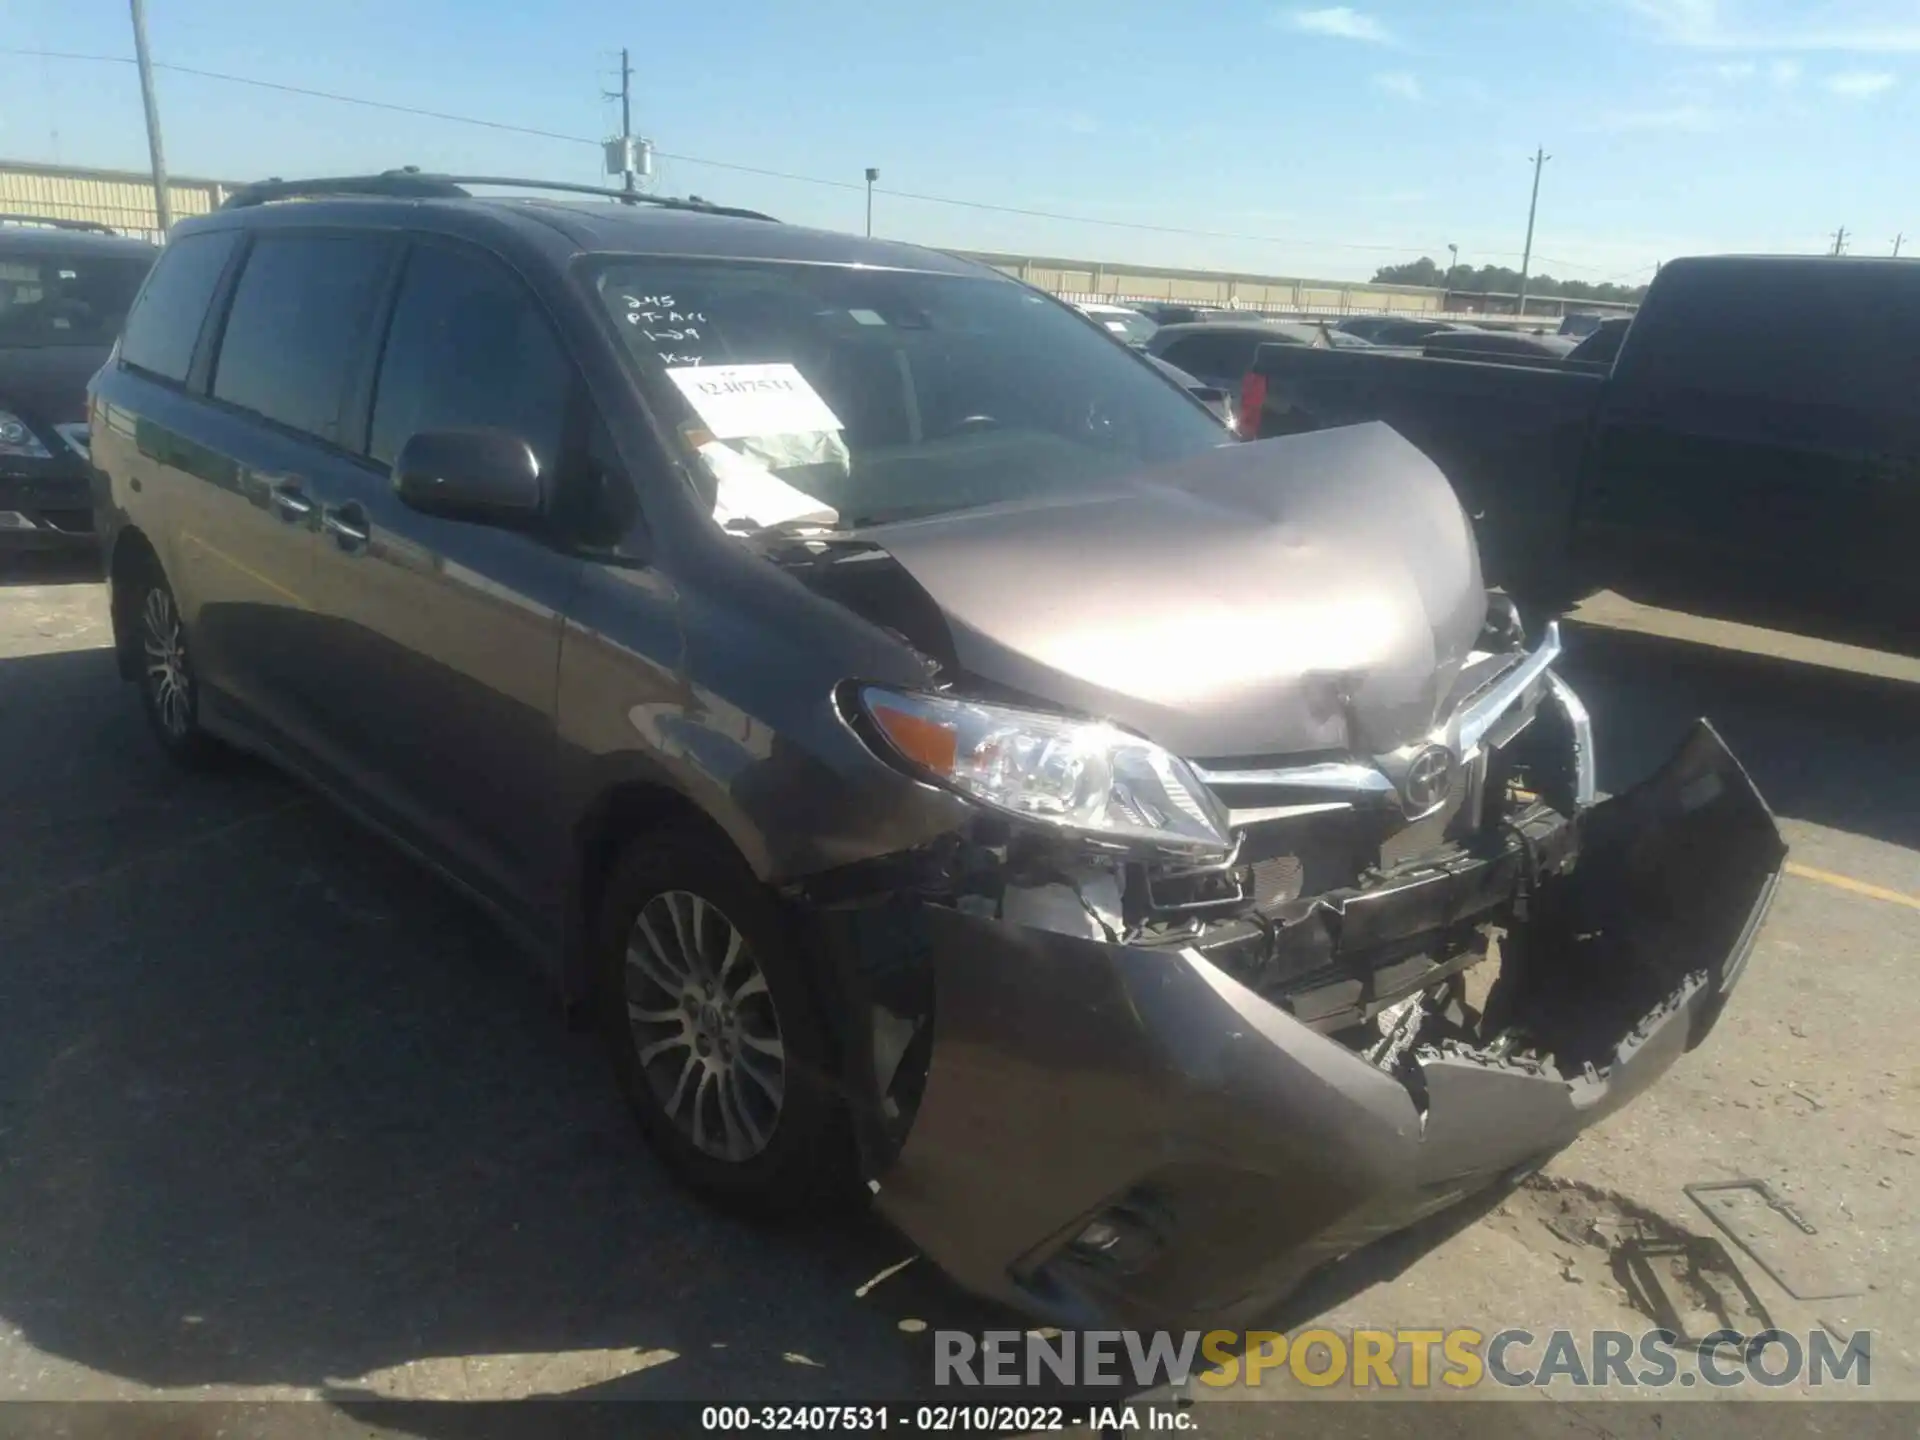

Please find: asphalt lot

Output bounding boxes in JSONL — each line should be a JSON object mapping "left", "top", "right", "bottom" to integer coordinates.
{"left": 2, "top": 551, "right": 1917, "bottom": 1434}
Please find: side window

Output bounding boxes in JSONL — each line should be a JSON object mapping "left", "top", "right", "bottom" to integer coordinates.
{"left": 367, "top": 244, "right": 572, "bottom": 472}
{"left": 212, "top": 234, "right": 393, "bottom": 445}
{"left": 119, "top": 230, "right": 239, "bottom": 383}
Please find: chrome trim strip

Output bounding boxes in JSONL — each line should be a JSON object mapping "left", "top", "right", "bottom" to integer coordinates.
{"left": 1225, "top": 800, "right": 1355, "bottom": 828}
{"left": 1452, "top": 621, "right": 1561, "bottom": 757}
{"left": 1194, "top": 624, "right": 1564, "bottom": 801}
{"left": 1192, "top": 759, "right": 1397, "bottom": 795}
{"left": 1545, "top": 671, "right": 1597, "bottom": 808}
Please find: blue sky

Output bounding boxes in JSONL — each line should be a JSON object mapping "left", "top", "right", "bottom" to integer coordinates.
{"left": 3, "top": 0, "right": 1916, "bottom": 283}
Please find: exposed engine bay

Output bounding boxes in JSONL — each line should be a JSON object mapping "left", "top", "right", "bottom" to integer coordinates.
{"left": 784, "top": 527, "right": 1614, "bottom": 1127}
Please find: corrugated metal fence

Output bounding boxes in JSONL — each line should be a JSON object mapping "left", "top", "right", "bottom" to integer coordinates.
{"left": 0, "top": 159, "right": 233, "bottom": 244}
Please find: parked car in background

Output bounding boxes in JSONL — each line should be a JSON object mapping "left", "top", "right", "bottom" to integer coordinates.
{"left": 1072, "top": 300, "right": 1158, "bottom": 347}
{"left": 1148, "top": 319, "right": 1336, "bottom": 433}
{"left": 1147, "top": 317, "right": 1325, "bottom": 388}
{"left": 1131, "top": 301, "right": 1224, "bottom": 325}
{"left": 0, "top": 217, "right": 156, "bottom": 552}
{"left": 1241, "top": 254, "right": 1920, "bottom": 643}
{"left": 88, "top": 170, "right": 1783, "bottom": 1335}
{"left": 1337, "top": 316, "right": 1478, "bottom": 347}
{"left": 1322, "top": 326, "right": 1377, "bottom": 350}
{"left": 1421, "top": 330, "right": 1579, "bottom": 362}
{"left": 1567, "top": 315, "right": 1631, "bottom": 366}
{"left": 1142, "top": 351, "right": 1236, "bottom": 429}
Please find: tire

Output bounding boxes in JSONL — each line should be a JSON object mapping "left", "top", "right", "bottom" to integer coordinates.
{"left": 595, "top": 824, "right": 858, "bottom": 1216}
{"left": 128, "top": 559, "right": 223, "bottom": 769}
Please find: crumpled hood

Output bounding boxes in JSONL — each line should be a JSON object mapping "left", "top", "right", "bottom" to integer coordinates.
{"left": 859, "top": 422, "right": 1486, "bottom": 760}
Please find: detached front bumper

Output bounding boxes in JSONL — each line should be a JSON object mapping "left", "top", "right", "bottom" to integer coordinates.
{"left": 816, "top": 722, "right": 1785, "bottom": 1333}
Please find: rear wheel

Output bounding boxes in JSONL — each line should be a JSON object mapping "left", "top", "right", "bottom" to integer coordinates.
{"left": 130, "top": 563, "right": 222, "bottom": 768}
{"left": 596, "top": 826, "right": 857, "bottom": 1214}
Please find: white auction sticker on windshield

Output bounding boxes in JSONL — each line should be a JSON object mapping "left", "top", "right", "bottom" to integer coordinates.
{"left": 666, "top": 363, "right": 843, "bottom": 440}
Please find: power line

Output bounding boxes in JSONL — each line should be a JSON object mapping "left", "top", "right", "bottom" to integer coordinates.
{"left": 0, "top": 44, "right": 1606, "bottom": 268}
{"left": 5, "top": 47, "right": 596, "bottom": 145}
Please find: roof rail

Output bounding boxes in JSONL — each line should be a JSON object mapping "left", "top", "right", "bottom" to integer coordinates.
{"left": 219, "top": 168, "right": 777, "bottom": 223}
{"left": 0, "top": 213, "right": 122, "bottom": 235}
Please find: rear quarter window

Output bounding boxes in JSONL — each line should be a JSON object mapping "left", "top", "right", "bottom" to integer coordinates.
{"left": 119, "top": 231, "right": 238, "bottom": 383}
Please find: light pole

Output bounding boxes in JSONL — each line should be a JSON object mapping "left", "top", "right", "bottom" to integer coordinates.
{"left": 129, "top": 0, "right": 173, "bottom": 236}
{"left": 1517, "top": 148, "right": 1550, "bottom": 316}
{"left": 864, "top": 168, "right": 879, "bottom": 237}
{"left": 1446, "top": 242, "right": 1459, "bottom": 306}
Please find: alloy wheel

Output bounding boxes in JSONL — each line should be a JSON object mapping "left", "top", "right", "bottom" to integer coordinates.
{"left": 141, "top": 585, "right": 192, "bottom": 739}
{"left": 624, "top": 890, "right": 786, "bottom": 1163}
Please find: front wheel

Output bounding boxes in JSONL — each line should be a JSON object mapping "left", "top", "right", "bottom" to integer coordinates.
{"left": 130, "top": 563, "right": 223, "bottom": 768}
{"left": 595, "top": 826, "right": 858, "bottom": 1215}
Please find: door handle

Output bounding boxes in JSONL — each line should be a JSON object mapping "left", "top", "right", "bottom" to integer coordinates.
{"left": 269, "top": 481, "right": 314, "bottom": 523}
{"left": 322, "top": 503, "right": 371, "bottom": 553}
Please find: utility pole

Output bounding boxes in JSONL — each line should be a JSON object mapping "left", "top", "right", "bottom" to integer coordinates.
{"left": 1894, "top": 232, "right": 1905, "bottom": 257}
{"left": 865, "top": 167, "right": 879, "bottom": 237}
{"left": 619, "top": 48, "right": 636, "bottom": 199}
{"left": 128, "top": 0, "right": 172, "bottom": 236}
{"left": 1516, "top": 147, "right": 1549, "bottom": 317}
{"left": 1830, "top": 226, "right": 1849, "bottom": 256}
{"left": 600, "top": 50, "right": 652, "bottom": 203}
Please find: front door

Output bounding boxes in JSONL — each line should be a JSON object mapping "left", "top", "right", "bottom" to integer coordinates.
{"left": 303, "top": 237, "right": 587, "bottom": 914}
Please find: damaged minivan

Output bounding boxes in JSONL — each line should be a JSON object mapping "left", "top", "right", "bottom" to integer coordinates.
{"left": 90, "top": 173, "right": 1787, "bottom": 1334}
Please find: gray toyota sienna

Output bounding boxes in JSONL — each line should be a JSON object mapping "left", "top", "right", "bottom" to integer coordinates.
{"left": 89, "top": 171, "right": 1786, "bottom": 1333}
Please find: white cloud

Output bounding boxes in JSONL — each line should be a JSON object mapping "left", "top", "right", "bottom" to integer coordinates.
{"left": 1770, "top": 58, "right": 1802, "bottom": 84}
{"left": 1372, "top": 71, "right": 1423, "bottom": 100}
{"left": 1285, "top": 7, "right": 1393, "bottom": 43}
{"left": 1826, "top": 69, "right": 1896, "bottom": 96}
{"left": 1593, "top": 102, "right": 1726, "bottom": 131}
{"left": 1713, "top": 59, "right": 1757, "bottom": 80}
{"left": 1623, "top": 0, "right": 1920, "bottom": 51}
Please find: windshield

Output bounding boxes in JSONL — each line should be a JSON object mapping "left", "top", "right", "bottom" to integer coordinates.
{"left": 595, "top": 260, "right": 1227, "bottom": 528}
{"left": 0, "top": 250, "right": 153, "bottom": 349}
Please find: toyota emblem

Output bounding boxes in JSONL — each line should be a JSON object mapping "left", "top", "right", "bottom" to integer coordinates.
{"left": 1399, "top": 745, "right": 1454, "bottom": 818}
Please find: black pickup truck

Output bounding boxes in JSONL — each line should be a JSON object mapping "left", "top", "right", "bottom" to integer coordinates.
{"left": 1242, "top": 255, "right": 1920, "bottom": 642}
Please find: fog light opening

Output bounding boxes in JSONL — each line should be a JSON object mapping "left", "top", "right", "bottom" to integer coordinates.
{"left": 1067, "top": 1200, "right": 1166, "bottom": 1275}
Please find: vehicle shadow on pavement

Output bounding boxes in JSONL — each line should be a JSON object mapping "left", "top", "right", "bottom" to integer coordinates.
{"left": 1560, "top": 620, "right": 1920, "bottom": 852}
{"left": 0, "top": 551, "right": 102, "bottom": 588}
{"left": 0, "top": 644, "right": 1019, "bottom": 1407}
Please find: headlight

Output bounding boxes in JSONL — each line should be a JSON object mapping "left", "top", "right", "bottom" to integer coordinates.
{"left": 0, "top": 410, "right": 52, "bottom": 460}
{"left": 858, "top": 687, "right": 1231, "bottom": 857}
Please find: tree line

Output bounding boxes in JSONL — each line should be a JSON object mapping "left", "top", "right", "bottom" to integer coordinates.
{"left": 1371, "top": 257, "right": 1648, "bottom": 304}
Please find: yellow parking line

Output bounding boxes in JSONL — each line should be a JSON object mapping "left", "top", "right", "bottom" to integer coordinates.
{"left": 1785, "top": 862, "right": 1920, "bottom": 913}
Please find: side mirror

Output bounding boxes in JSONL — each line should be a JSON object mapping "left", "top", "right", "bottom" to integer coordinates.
{"left": 393, "top": 428, "right": 544, "bottom": 526}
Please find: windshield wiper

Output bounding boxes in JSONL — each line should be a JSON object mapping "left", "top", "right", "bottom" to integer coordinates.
{"left": 728, "top": 514, "right": 878, "bottom": 540}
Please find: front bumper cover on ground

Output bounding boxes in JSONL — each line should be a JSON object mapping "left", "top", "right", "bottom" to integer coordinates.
{"left": 816, "top": 721, "right": 1786, "bottom": 1333}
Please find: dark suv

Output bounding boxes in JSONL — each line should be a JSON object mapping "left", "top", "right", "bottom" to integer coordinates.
{"left": 1, "top": 217, "right": 155, "bottom": 550}
{"left": 90, "top": 172, "right": 1785, "bottom": 1334}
